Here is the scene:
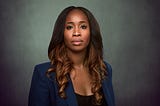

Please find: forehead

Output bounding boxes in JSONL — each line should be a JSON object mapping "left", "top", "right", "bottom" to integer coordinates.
{"left": 66, "top": 9, "right": 88, "bottom": 22}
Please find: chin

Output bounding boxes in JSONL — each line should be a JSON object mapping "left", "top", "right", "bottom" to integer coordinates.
{"left": 68, "top": 47, "right": 87, "bottom": 53}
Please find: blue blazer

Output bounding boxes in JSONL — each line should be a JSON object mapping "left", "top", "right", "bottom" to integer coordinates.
{"left": 28, "top": 62, "right": 115, "bottom": 106}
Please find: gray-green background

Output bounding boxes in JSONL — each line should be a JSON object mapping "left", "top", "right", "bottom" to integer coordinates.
{"left": 0, "top": 0, "right": 160, "bottom": 106}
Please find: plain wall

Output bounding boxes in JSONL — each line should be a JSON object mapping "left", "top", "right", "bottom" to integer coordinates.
{"left": 0, "top": 0, "right": 160, "bottom": 106}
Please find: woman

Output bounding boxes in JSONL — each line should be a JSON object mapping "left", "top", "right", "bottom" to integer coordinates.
{"left": 28, "top": 6, "right": 115, "bottom": 106}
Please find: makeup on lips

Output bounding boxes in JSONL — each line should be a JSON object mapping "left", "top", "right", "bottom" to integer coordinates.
{"left": 71, "top": 39, "right": 83, "bottom": 46}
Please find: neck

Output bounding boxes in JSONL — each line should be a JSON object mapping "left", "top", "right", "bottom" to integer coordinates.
{"left": 67, "top": 49, "right": 87, "bottom": 68}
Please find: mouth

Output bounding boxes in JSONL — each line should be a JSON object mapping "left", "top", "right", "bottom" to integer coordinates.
{"left": 71, "top": 40, "right": 83, "bottom": 45}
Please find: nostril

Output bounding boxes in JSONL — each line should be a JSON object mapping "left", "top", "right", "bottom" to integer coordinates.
{"left": 73, "top": 32, "right": 80, "bottom": 36}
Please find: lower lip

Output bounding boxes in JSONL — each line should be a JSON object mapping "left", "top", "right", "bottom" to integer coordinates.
{"left": 72, "top": 41, "right": 82, "bottom": 45}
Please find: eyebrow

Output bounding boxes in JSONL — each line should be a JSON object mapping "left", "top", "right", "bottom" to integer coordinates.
{"left": 66, "top": 21, "right": 87, "bottom": 24}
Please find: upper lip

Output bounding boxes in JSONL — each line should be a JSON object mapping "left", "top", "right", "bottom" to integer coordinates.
{"left": 71, "top": 39, "right": 83, "bottom": 42}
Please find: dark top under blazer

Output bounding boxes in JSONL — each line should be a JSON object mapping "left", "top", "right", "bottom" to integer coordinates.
{"left": 28, "top": 62, "right": 115, "bottom": 106}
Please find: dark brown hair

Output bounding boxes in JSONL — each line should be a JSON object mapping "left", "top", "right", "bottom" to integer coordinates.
{"left": 47, "top": 6, "right": 107, "bottom": 105}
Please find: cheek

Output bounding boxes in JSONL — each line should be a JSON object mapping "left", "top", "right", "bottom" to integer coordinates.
{"left": 64, "top": 31, "right": 71, "bottom": 42}
{"left": 85, "top": 31, "right": 90, "bottom": 44}
{"left": 64, "top": 36, "right": 70, "bottom": 45}
{"left": 86, "top": 36, "right": 90, "bottom": 45}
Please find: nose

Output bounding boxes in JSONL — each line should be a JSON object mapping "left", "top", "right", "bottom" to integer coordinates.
{"left": 73, "top": 32, "right": 80, "bottom": 36}
{"left": 73, "top": 27, "right": 80, "bottom": 36}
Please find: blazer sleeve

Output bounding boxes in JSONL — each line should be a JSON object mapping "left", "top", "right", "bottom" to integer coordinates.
{"left": 28, "top": 65, "right": 53, "bottom": 106}
{"left": 106, "top": 63, "right": 115, "bottom": 106}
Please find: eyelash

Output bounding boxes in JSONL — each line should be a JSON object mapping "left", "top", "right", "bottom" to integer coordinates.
{"left": 80, "top": 25, "right": 87, "bottom": 29}
{"left": 66, "top": 25, "right": 87, "bottom": 30}
{"left": 66, "top": 26, "right": 73, "bottom": 30}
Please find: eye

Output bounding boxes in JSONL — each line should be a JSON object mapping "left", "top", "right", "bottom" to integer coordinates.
{"left": 80, "top": 25, "right": 87, "bottom": 29}
{"left": 66, "top": 25, "right": 73, "bottom": 30}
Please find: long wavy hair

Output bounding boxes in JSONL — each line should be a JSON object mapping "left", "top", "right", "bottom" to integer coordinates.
{"left": 47, "top": 6, "right": 107, "bottom": 105}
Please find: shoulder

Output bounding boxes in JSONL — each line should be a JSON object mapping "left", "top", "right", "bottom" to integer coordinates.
{"left": 33, "top": 61, "right": 57, "bottom": 80}
{"left": 35, "top": 61, "right": 51, "bottom": 70}
{"left": 104, "top": 61, "right": 112, "bottom": 70}
{"left": 104, "top": 61, "right": 112, "bottom": 78}
{"left": 33, "top": 62, "right": 52, "bottom": 77}
{"left": 34, "top": 61, "right": 52, "bottom": 73}
{"left": 29, "top": 62, "right": 57, "bottom": 105}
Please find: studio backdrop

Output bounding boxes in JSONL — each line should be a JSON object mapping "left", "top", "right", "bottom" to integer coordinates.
{"left": 0, "top": 0, "right": 160, "bottom": 106}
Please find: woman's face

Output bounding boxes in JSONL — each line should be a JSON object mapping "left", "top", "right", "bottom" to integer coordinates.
{"left": 64, "top": 9, "right": 90, "bottom": 53}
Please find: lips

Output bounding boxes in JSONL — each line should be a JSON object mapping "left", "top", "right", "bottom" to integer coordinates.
{"left": 71, "top": 39, "right": 83, "bottom": 45}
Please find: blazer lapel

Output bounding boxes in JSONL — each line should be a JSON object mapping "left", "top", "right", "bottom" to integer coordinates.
{"left": 49, "top": 72, "right": 78, "bottom": 106}
{"left": 65, "top": 77, "right": 113, "bottom": 106}
{"left": 65, "top": 77, "right": 78, "bottom": 106}
{"left": 65, "top": 76, "right": 113, "bottom": 106}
